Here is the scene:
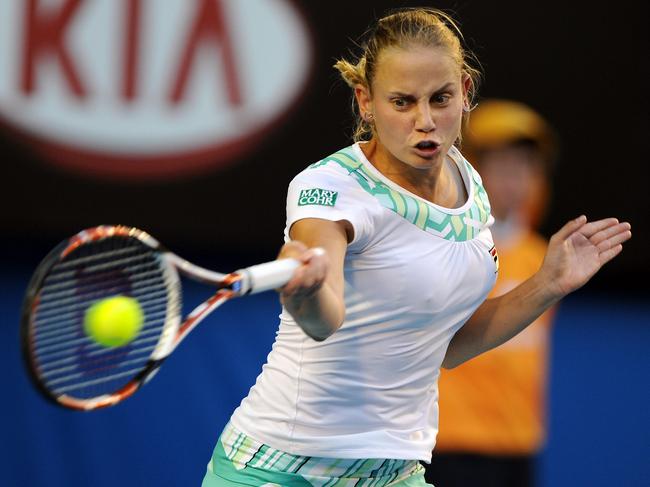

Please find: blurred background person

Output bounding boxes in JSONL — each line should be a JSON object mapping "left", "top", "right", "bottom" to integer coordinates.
{"left": 423, "top": 99, "right": 559, "bottom": 487}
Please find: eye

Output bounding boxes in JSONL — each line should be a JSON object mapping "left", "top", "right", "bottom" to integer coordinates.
{"left": 391, "top": 97, "right": 412, "bottom": 109}
{"left": 432, "top": 93, "right": 451, "bottom": 105}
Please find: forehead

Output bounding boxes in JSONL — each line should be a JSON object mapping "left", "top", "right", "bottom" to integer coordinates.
{"left": 373, "top": 44, "right": 461, "bottom": 92}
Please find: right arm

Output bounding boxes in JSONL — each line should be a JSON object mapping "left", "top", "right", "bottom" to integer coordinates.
{"left": 278, "top": 217, "right": 350, "bottom": 341}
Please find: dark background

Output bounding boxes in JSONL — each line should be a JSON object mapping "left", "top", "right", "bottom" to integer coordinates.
{"left": 1, "top": 0, "right": 648, "bottom": 292}
{"left": 1, "top": 1, "right": 648, "bottom": 487}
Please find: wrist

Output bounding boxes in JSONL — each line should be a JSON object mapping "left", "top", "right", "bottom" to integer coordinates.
{"left": 530, "top": 268, "right": 566, "bottom": 305}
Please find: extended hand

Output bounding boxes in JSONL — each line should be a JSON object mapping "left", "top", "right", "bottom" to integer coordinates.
{"left": 277, "top": 241, "right": 329, "bottom": 303}
{"left": 541, "top": 215, "right": 632, "bottom": 297}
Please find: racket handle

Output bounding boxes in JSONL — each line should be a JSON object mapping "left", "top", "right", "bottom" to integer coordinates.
{"left": 236, "top": 248, "right": 325, "bottom": 295}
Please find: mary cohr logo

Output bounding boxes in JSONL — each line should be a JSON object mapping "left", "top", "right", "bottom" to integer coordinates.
{"left": 298, "top": 188, "right": 338, "bottom": 207}
{"left": 0, "top": 0, "right": 313, "bottom": 180}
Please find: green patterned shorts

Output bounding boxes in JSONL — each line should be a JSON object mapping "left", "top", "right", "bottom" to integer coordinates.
{"left": 201, "top": 422, "right": 432, "bottom": 486}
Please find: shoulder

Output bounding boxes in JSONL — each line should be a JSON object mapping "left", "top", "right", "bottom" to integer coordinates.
{"left": 288, "top": 145, "right": 372, "bottom": 198}
{"left": 284, "top": 145, "right": 380, "bottom": 248}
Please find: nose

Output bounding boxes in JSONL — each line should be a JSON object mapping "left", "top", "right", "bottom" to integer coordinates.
{"left": 415, "top": 102, "right": 435, "bottom": 132}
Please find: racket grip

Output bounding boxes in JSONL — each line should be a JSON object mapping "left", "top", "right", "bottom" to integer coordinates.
{"left": 236, "top": 258, "right": 301, "bottom": 295}
{"left": 236, "top": 248, "right": 325, "bottom": 295}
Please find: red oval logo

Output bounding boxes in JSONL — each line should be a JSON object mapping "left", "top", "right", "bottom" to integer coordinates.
{"left": 0, "top": 0, "right": 313, "bottom": 180}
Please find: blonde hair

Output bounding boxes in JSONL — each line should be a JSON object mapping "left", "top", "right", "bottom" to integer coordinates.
{"left": 334, "top": 7, "right": 482, "bottom": 142}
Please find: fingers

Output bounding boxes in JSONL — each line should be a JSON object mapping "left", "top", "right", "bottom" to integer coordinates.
{"left": 599, "top": 244, "right": 624, "bottom": 266}
{"left": 279, "top": 241, "right": 326, "bottom": 263}
{"left": 277, "top": 240, "right": 309, "bottom": 260}
{"left": 553, "top": 215, "right": 587, "bottom": 241}
{"left": 279, "top": 242, "right": 329, "bottom": 298}
{"left": 593, "top": 222, "right": 632, "bottom": 250}
{"left": 579, "top": 218, "right": 622, "bottom": 239}
{"left": 555, "top": 216, "right": 632, "bottom": 246}
{"left": 565, "top": 217, "right": 631, "bottom": 268}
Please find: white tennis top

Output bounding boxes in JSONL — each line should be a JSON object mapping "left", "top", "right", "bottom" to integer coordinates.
{"left": 230, "top": 143, "right": 498, "bottom": 462}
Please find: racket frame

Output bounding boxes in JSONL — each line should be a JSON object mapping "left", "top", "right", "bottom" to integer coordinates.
{"left": 21, "top": 225, "right": 301, "bottom": 410}
{"left": 21, "top": 226, "right": 240, "bottom": 410}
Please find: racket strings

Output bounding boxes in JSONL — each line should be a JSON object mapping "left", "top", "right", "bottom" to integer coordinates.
{"left": 33, "top": 293, "right": 169, "bottom": 342}
{"left": 37, "top": 255, "right": 165, "bottom": 310}
{"left": 35, "top": 275, "right": 167, "bottom": 322}
{"left": 37, "top": 333, "right": 161, "bottom": 377}
{"left": 34, "top": 307, "right": 168, "bottom": 347}
{"left": 35, "top": 321, "right": 165, "bottom": 361}
{"left": 29, "top": 236, "right": 177, "bottom": 400}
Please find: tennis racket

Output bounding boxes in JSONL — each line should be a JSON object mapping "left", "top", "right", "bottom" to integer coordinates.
{"left": 21, "top": 225, "right": 303, "bottom": 411}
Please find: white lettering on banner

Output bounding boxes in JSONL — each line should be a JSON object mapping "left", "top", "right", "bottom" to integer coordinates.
{"left": 0, "top": 0, "right": 313, "bottom": 179}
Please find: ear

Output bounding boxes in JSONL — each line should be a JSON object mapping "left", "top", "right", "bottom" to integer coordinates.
{"left": 461, "top": 74, "right": 472, "bottom": 112}
{"left": 354, "top": 84, "right": 373, "bottom": 120}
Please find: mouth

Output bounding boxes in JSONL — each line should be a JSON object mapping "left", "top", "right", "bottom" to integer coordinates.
{"left": 413, "top": 140, "right": 441, "bottom": 156}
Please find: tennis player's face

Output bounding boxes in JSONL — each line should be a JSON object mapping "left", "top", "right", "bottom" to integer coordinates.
{"left": 359, "top": 44, "right": 467, "bottom": 172}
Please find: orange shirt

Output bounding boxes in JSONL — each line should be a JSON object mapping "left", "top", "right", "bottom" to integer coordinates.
{"left": 435, "top": 230, "right": 554, "bottom": 455}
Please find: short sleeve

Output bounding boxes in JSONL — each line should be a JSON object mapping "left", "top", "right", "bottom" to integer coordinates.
{"left": 284, "top": 164, "right": 375, "bottom": 249}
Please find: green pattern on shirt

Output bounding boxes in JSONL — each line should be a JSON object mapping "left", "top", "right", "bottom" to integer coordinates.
{"left": 308, "top": 146, "right": 491, "bottom": 242}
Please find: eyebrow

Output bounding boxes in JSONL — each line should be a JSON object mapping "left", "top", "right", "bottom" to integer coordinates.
{"left": 388, "top": 82, "right": 456, "bottom": 97}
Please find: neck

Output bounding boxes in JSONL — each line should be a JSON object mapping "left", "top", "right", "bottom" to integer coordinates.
{"left": 360, "top": 139, "right": 465, "bottom": 207}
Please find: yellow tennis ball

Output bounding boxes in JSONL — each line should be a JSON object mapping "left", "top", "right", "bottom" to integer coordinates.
{"left": 83, "top": 296, "right": 144, "bottom": 347}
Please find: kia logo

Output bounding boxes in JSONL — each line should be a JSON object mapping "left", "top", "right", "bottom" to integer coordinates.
{"left": 0, "top": 0, "right": 313, "bottom": 180}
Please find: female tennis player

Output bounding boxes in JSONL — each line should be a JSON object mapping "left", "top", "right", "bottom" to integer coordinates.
{"left": 202, "top": 8, "right": 631, "bottom": 486}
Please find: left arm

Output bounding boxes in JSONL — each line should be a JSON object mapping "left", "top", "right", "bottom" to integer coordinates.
{"left": 443, "top": 215, "right": 632, "bottom": 369}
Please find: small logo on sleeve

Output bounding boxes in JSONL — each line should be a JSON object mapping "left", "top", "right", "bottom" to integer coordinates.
{"left": 298, "top": 188, "right": 338, "bottom": 207}
{"left": 489, "top": 245, "right": 499, "bottom": 273}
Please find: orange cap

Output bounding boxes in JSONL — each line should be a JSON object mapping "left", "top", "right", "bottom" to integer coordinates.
{"left": 463, "top": 99, "right": 558, "bottom": 167}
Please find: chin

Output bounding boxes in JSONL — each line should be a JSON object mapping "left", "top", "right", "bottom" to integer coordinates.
{"left": 410, "top": 152, "right": 442, "bottom": 168}
{"left": 406, "top": 160, "right": 436, "bottom": 172}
